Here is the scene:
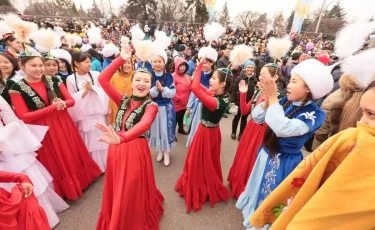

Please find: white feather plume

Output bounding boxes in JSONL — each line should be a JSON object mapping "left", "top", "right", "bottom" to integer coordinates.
{"left": 65, "top": 34, "right": 76, "bottom": 48}
{"left": 203, "top": 22, "right": 225, "bottom": 42}
{"left": 267, "top": 36, "right": 292, "bottom": 60}
{"left": 335, "top": 20, "right": 375, "bottom": 58}
{"left": 0, "top": 21, "right": 13, "bottom": 39}
{"left": 87, "top": 23, "right": 102, "bottom": 45}
{"left": 120, "top": 36, "right": 131, "bottom": 60}
{"left": 341, "top": 48, "right": 375, "bottom": 88}
{"left": 154, "top": 30, "right": 171, "bottom": 50}
{"left": 31, "top": 29, "right": 61, "bottom": 52}
{"left": 133, "top": 40, "right": 158, "bottom": 62}
{"left": 230, "top": 44, "right": 254, "bottom": 66}
{"left": 130, "top": 25, "right": 145, "bottom": 41}
{"left": 2, "top": 13, "right": 38, "bottom": 43}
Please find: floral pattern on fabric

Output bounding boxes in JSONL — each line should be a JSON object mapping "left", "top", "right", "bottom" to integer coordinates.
{"left": 273, "top": 203, "right": 286, "bottom": 217}
{"left": 260, "top": 154, "right": 281, "bottom": 205}
{"left": 291, "top": 177, "right": 306, "bottom": 188}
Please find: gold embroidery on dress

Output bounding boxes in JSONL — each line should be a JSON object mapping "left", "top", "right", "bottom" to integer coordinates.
{"left": 19, "top": 81, "right": 36, "bottom": 97}
{"left": 9, "top": 89, "right": 21, "bottom": 94}
{"left": 202, "top": 119, "right": 219, "bottom": 128}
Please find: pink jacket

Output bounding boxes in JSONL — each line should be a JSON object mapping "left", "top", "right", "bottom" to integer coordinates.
{"left": 172, "top": 58, "right": 191, "bottom": 112}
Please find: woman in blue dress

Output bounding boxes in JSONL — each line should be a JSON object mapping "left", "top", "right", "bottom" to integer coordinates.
{"left": 236, "top": 60, "right": 334, "bottom": 229}
{"left": 149, "top": 50, "right": 176, "bottom": 167}
{"left": 185, "top": 48, "right": 216, "bottom": 147}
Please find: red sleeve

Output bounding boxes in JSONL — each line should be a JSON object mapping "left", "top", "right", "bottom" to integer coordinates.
{"left": 11, "top": 93, "right": 57, "bottom": 123}
{"left": 59, "top": 83, "right": 75, "bottom": 108}
{"left": 98, "top": 57, "right": 125, "bottom": 106}
{"left": 240, "top": 92, "right": 251, "bottom": 115}
{"left": 0, "top": 171, "right": 32, "bottom": 184}
{"left": 191, "top": 62, "right": 217, "bottom": 111}
{"left": 118, "top": 103, "right": 158, "bottom": 143}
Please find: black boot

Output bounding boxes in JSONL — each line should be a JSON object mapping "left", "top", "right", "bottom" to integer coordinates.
{"left": 178, "top": 127, "right": 188, "bottom": 135}
{"left": 231, "top": 133, "right": 236, "bottom": 140}
{"left": 238, "top": 133, "right": 242, "bottom": 141}
{"left": 223, "top": 114, "right": 228, "bottom": 118}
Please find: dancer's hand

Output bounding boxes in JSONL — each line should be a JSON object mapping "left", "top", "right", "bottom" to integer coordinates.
{"left": 21, "top": 182, "right": 33, "bottom": 198}
{"left": 156, "top": 80, "right": 164, "bottom": 91}
{"left": 260, "top": 75, "right": 278, "bottom": 104}
{"left": 239, "top": 80, "right": 248, "bottom": 93}
{"left": 95, "top": 123, "right": 121, "bottom": 144}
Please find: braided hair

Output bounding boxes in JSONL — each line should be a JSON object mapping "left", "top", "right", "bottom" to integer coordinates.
{"left": 262, "top": 93, "right": 312, "bottom": 159}
{"left": 71, "top": 51, "right": 94, "bottom": 91}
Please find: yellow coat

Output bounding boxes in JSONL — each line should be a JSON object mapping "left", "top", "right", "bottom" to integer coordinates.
{"left": 250, "top": 122, "right": 375, "bottom": 230}
{"left": 107, "top": 71, "right": 133, "bottom": 125}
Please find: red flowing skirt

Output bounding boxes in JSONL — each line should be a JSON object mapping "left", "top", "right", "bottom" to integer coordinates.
{"left": 175, "top": 124, "right": 230, "bottom": 213}
{"left": 30, "top": 110, "right": 101, "bottom": 200}
{"left": 227, "top": 120, "right": 267, "bottom": 199}
{"left": 97, "top": 138, "right": 164, "bottom": 230}
{"left": 0, "top": 185, "right": 50, "bottom": 230}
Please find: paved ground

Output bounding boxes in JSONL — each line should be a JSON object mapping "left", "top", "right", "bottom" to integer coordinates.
{"left": 55, "top": 114, "right": 309, "bottom": 230}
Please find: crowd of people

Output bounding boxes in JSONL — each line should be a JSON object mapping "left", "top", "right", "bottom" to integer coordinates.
{"left": 1, "top": 12, "right": 375, "bottom": 230}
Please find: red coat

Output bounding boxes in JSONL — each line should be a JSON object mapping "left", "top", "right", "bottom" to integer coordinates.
{"left": 172, "top": 58, "right": 191, "bottom": 112}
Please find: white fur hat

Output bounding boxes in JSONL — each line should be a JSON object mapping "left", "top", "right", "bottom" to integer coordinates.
{"left": 80, "top": 44, "right": 92, "bottom": 52}
{"left": 50, "top": 48, "right": 72, "bottom": 64}
{"left": 198, "top": 46, "right": 218, "bottom": 62}
{"left": 291, "top": 59, "right": 333, "bottom": 100}
{"left": 156, "top": 48, "right": 168, "bottom": 63}
{"left": 102, "top": 44, "right": 119, "bottom": 58}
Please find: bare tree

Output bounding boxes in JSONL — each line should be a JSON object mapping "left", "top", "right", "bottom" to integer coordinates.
{"left": 23, "top": 0, "right": 61, "bottom": 16}
{"left": 157, "top": 0, "right": 185, "bottom": 22}
{"left": 234, "top": 11, "right": 261, "bottom": 29}
{"left": 0, "top": 0, "right": 18, "bottom": 14}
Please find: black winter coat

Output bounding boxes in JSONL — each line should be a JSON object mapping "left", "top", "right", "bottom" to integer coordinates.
{"left": 230, "top": 71, "right": 257, "bottom": 106}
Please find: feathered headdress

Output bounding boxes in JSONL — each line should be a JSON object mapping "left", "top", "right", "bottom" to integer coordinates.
{"left": 199, "top": 23, "right": 226, "bottom": 62}
{"left": 154, "top": 30, "right": 171, "bottom": 50}
{"left": 2, "top": 13, "right": 38, "bottom": 44}
{"left": 334, "top": 20, "right": 375, "bottom": 58}
{"left": 87, "top": 23, "right": 102, "bottom": 45}
{"left": 267, "top": 36, "right": 292, "bottom": 62}
{"left": 130, "top": 25, "right": 145, "bottom": 42}
{"left": 335, "top": 20, "right": 375, "bottom": 89}
{"left": 203, "top": 22, "right": 225, "bottom": 43}
{"left": 65, "top": 34, "right": 77, "bottom": 48}
{"left": 32, "top": 29, "right": 61, "bottom": 59}
{"left": 230, "top": 44, "right": 254, "bottom": 67}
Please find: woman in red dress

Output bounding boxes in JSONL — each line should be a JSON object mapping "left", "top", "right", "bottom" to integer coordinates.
{"left": 0, "top": 171, "right": 50, "bottom": 230}
{"left": 96, "top": 53, "right": 164, "bottom": 229}
{"left": 227, "top": 65, "right": 284, "bottom": 199}
{"left": 175, "top": 60, "right": 232, "bottom": 213}
{"left": 9, "top": 55, "right": 102, "bottom": 200}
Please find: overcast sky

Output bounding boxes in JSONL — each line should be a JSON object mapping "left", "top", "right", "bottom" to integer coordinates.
{"left": 16, "top": 0, "right": 375, "bottom": 20}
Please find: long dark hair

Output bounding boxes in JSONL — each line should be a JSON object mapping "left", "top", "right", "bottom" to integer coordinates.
{"left": 0, "top": 53, "right": 19, "bottom": 79}
{"left": 58, "top": 58, "right": 72, "bottom": 75}
{"left": 71, "top": 51, "right": 94, "bottom": 91}
{"left": 261, "top": 65, "right": 311, "bottom": 158}
{"left": 20, "top": 56, "right": 57, "bottom": 102}
{"left": 216, "top": 70, "right": 232, "bottom": 95}
{"left": 365, "top": 80, "right": 375, "bottom": 92}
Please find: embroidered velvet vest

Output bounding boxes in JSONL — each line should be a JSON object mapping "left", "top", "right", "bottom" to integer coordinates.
{"left": 201, "top": 94, "right": 230, "bottom": 128}
{"left": 9, "top": 76, "right": 62, "bottom": 111}
{"left": 114, "top": 95, "right": 156, "bottom": 138}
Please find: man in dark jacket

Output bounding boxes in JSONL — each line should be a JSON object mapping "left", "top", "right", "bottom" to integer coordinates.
{"left": 217, "top": 45, "right": 232, "bottom": 68}
{"left": 285, "top": 52, "right": 301, "bottom": 85}
{"left": 230, "top": 60, "right": 257, "bottom": 141}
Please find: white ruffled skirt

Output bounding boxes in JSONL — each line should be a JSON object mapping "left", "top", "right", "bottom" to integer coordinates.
{"left": 0, "top": 123, "right": 69, "bottom": 228}
{"left": 68, "top": 88, "right": 109, "bottom": 173}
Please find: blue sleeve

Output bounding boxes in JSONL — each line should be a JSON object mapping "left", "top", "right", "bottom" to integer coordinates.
{"left": 187, "top": 92, "right": 196, "bottom": 109}
{"left": 161, "top": 87, "right": 176, "bottom": 98}
{"left": 295, "top": 107, "right": 326, "bottom": 133}
{"left": 265, "top": 103, "right": 318, "bottom": 138}
{"left": 150, "top": 86, "right": 159, "bottom": 98}
{"left": 252, "top": 102, "right": 267, "bottom": 124}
